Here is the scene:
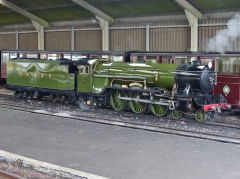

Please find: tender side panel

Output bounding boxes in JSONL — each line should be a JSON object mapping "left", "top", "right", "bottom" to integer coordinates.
{"left": 213, "top": 74, "right": 240, "bottom": 109}
{"left": 7, "top": 60, "right": 74, "bottom": 91}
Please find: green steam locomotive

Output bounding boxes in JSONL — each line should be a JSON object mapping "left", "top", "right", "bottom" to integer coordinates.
{"left": 6, "top": 58, "right": 229, "bottom": 122}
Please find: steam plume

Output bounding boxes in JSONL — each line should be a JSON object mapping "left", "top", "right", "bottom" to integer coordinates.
{"left": 207, "top": 14, "right": 240, "bottom": 53}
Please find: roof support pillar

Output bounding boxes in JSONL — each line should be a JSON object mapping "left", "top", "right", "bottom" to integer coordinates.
{"left": 185, "top": 10, "right": 198, "bottom": 52}
{"left": 146, "top": 25, "right": 150, "bottom": 51}
{"left": 32, "top": 21, "right": 44, "bottom": 50}
{"left": 16, "top": 31, "right": 19, "bottom": 50}
{"left": 71, "top": 27, "right": 75, "bottom": 51}
{"left": 96, "top": 16, "right": 109, "bottom": 51}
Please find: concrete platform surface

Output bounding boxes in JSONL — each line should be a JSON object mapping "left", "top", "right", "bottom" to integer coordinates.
{"left": 0, "top": 107, "right": 240, "bottom": 179}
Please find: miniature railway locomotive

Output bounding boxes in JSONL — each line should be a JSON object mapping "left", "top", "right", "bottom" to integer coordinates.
{"left": 6, "top": 57, "right": 229, "bottom": 122}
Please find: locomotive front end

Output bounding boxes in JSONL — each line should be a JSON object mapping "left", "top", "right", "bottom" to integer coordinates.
{"left": 173, "top": 61, "right": 230, "bottom": 121}
{"left": 174, "top": 61, "right": 216, "bottom": 95}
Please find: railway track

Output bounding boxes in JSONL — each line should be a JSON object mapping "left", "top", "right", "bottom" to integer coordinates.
{"left": 0, "top": 94, "right": 239, "bottom": 144}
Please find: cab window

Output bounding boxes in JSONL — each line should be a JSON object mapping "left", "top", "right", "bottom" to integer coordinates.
{"left": 78, "top": 65, "right": 89, "bottom": 74}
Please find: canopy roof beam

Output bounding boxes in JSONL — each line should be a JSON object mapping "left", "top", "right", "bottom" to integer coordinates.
{"left": 0, "top": 0, "right": 49, "bottom": 27}
{"left": 175, "top": 0, "right": 203, "bottom": 19}
{"left": 72, "top": 0, "right": 114, "bottom": 23}
{"left": 96, "top": 16, "right": 109, "bottom": 51}
{"left": 32, "top": 21, "right": 44, "bottom": 50}
{"left": 185, "top": 10, "right": 198, "bottom": 52}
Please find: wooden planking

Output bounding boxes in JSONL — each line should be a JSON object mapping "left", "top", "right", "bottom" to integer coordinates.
{"left": 0, "top": 34, "right": 16, "bottom": 50}
{"left": 18, "top": 32, "right": 38, "bottom": 50}
{"left": 45, "top": 31, "right": 71, "bottom": 50}
{"left": 75, "top": 30, "right": 101, "bottom": 51}
{"left": 198, "top": 18, "right": 240, "bottom": 52}
{"left": 150, "top": 27, "right": 190, "bottom": 52}
{"left": 110, "top": 28, "right": 145, "bottom": 51}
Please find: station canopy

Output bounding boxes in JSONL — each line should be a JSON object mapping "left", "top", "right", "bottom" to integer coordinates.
{"left": 0, "top": 0, "right": 239, "bottom": 26}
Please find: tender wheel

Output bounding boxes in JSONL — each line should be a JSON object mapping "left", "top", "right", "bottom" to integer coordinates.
{"left": 49, "top": 94, "right": 54, "bottom": 100}
{"left": 64, "top": 95, "right": 70, "bottom": 104}
{"left": 53, "top": 95, "right": 59, "bottom": 103}
{"left": 33, "top": 91, "right": 42, "bottom": 100}
{"left": 26, "top": 92, "right": 33, "bottom": 100}
{"left": 14, "top": 90, "right": 19, "bottom": 97}
{"left": 172, "top": 110, "right": 182, "bottom": 119}
{"left": 195, "top": 109, "right": 207, "bottom": 122}
{"left": 60, "top": 95, "right": 66, "bottom": 103}
{"left": 60, "top": 95, "right": 69, "bottom": 104}
{"left": 110, "top": 89, "right": 127, "bottom": 111}
{"left": 22, "top": 91, "right": 28, "bottom": 98}
{"left": 129, "top": 91, "right": 147, "bottom": 113}
{"left": 16, "top": 91, "right": 22, "bottom": 98}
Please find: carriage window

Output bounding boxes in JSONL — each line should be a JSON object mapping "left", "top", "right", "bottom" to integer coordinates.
{"left": 63, "top": 54, "right": 71, "bottom": 60}
{"left": 19, "top": 53, "right": 26, "bottom": 58}
{"left": 216, "top": 57, "right": 240, "bottom": 74}
{"left": 48, "top": 53, "right": 58, "bottom": 60}
{"left": 132, "top": 56, "right": 145, "bottom": 63}
{"left": 162, "top": 57, "right": 172, "bottom": 64}
{"left": 40, "top": 53, "right": 47, "bottom": 60}
{"left": 27, "top": 53, "right": 38, "bottom": 58}
{"left": 200, "top": 58, "right": 213, "bottom": 66}
{"left": 146, "top": 56, "right": 157, "bottom": 60}
{"left": 174, "top": 57, "right": 195, "bottom": 65}
{"left": 10, "top": 53, "right": 17, "bottom": 59}
{"left": 85, "top": 67, "right": 89, "bottom": 73}
{"left": 72, "top": 54, "right": 86, "bottom": 61}
{"left": 112, "top": 56, "right": 123, "bottom": 62}
{"left": 2, "top": 53, "right": 9, "bottom": 64}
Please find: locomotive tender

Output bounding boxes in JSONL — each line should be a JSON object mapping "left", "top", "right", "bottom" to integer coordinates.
{"left": 6, "top": 57, "right": 229, "bottom": 122}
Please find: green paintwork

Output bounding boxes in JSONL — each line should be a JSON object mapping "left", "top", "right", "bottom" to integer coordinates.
{"left": 77, "top": 65, "right": 91, "bottom": 93}
{"left": 90, "top": 59, "right": 178, "bottom": 94}
{"left": 8, "top": 0, "right": 74, "bottom": 9}
{"left": 0, "top": 0, "right": 92, "bottom": 25}
{"left": 88, "top": 0, "right": 183, "bottom": 17}
{"left": 195, "top": 109, "right": 207, "bottom": 122}
{"left": 189, "top": 0, "right": 240, "bottom": 12}
{"left": 7, "top": 58, "right": 178, "bottom": 97}
{"left": 31, "top": 7, "right": 93, "bottom": 22}
{"left": 1, "top": 0, "right": 240, "bottom": 25}
{"left": 0, "top": 12, "right": 29, "bottom": 25}
{"left": 7, "top": 60, "right": 74, "bottom": 91}
{"left": 172, "top": 110, "right": 182, "bottom": 119}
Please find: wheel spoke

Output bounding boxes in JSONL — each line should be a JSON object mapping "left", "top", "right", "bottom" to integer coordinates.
{"left": 172, "top": 110, "right": 182, "bottom": 119}
{"left": 195, "top": 110, "right": 207, "bottom": 122}
{"left": 150, "top": 96, "right": 169, "bottom": 117}
{"left": 110, "top": 89, "right": 126, "bottom": 111}
{"left": 129, "top": 91, "right": 147, "bottom": 113}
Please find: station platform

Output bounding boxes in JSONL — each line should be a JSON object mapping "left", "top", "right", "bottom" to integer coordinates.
{"left": 0, "top": 106, "right": 240, "bottom": 179}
